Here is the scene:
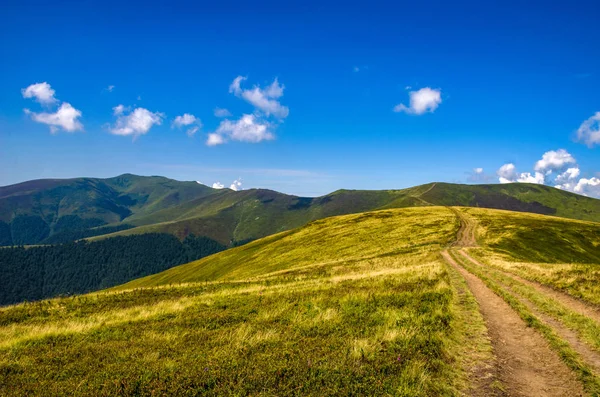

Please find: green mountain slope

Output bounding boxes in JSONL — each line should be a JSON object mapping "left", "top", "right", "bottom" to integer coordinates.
{"left": 0, "top": 174, "right": 219, "bottom": 245}
{"left": 3, "top": 207, "right": 599, "bottom": 395}
{"left": 90, "top": 180, "right": 600, "bottom": 246}
{"left": 117, "top": 206, "right": 600, "bottom": 290}
{"left": 2, "top": 175, "right": 599, "bottom": 247}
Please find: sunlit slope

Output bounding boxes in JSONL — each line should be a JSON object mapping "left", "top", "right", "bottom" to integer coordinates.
{"left": 92, "top": 181, "right": 600, "bottom": 247}
{"left": 463, "top": 207, "right": 600, "bottom": 263}
{"left": 116, "top": 207, "right": 458, "bottom": 289}
{"left": 0, "top": 207, "right": 476, "bottom": 396}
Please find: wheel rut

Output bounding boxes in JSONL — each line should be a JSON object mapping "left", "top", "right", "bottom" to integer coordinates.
{"left": 443, "top": 207, "right": 587, "bottom": 396}
{"left": 443, "top": 250, "right": 585, "bottom": 396}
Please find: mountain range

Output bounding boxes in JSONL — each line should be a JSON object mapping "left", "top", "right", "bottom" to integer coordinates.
{"left": 2, "top": 173, "right": 600, "bottom": 247}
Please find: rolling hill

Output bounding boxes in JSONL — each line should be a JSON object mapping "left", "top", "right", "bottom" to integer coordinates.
{"left": 2, "top": 174, "right": 599, "bottom": 247}
{"left": 2, "top": 207, "right": 600, "bottom": 396}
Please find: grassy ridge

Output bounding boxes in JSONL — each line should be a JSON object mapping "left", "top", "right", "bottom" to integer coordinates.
{"left": 3, "top": 174, "right": 600, "bottom": 247}
{"left": 2, "top": 207, "right": 600, "bottom": 395}
{"left": 1, "top": 207, "right": 476, "bottom": 396}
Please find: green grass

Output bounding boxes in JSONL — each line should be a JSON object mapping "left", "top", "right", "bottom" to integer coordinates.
{"left": 2, "top": 206, "right": 600, "bottom": 395}
{"left": 1, "top": 207, "right": 479, "bottom": 396}
{"left": 449, "top": 250, "right": 600, "bottom": 395}
{"left": 461, "top": 207, "right": 600, "bottom": 306}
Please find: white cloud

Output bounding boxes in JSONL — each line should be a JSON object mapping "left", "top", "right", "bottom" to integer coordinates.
{"left": 24, "top": 102, "right": 83, "bottom": 133}
{"left": 517, "top": 172, "right": 545, "bottom": 184}
{"left": 576, "top": 112, "right": 600, "bottom": 147}
{"left": 474, "top": 168, "right": 483, "bottom": 174}
{"left": 21, "top": 82, "right": 57, "bottom": 105}
{"left": 497, "top": 163, "right": 518, "bottom": 184}
{"left": 113, "top": 104, "right": 128, "bottom": 116}
{"left": 107, "top": 85, "right": 115, "bottom": 92}
{"left": 214, "top": 107, "right": 232, "bottom": 118}
{"left": 172, "top": 113, "right": 197, "bottom": 127}
{"left": 172, "top": 113, "right": 202, "bottom": 137}
{"left": 496, "top": 163, "right": 544, "bottom": 184}
{"left": 186, "top": 126, "right": 199, "bottom": 137}
{"left": 574, "top": 177, "right": 600, "bottom": 198}
{"left": 229, "top": 76, "right": 289, "bottom": 119}
{"left": 207, "top": 114, "right": 274, "bottom": 146}
{"left": 555, "top": 167, "right": 581, "bottom": 185}
{"left": 212, "top": 182, "right": 225, "bottom": 189}
{"left": 534, "top": 149, "right": 576, "bottom": 174}
{"left": 109, "top": 107, "right": 164, "bottom": 138}
{"left": 394, "top": 87, "right": 442, "bottom": 115}
{"left": 206, "top": 133, "right": 225, "bottom": 146}
{"left": 229, "top": 179, "right": 242, "bottom": 191}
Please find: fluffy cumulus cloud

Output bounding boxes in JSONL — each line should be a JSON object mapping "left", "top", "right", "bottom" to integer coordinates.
{"left": 497, "top": 163, "right": 518, "bottom": 184}
{"left": 394, "top": 87, "right": 442, "bottom": 115}
{"left": 207, "top": 114, "right": 274, "bottom": 146}
{"left": 496, "top": 163, "right": 545, "bottom": 184}
{"left": 172, "top": 113, "right": 202, "bottom": 137}
{"left": 21, "top": 82, "right": 57, "bottom": 105}
{"left": 24, "top": 103, "right": 83, "bottom": 133}
{"left": 22, "top": 82, "right": 83, "bottom": 133}
{"left": 109, "top": 107, "right": 164, "bottom": 138}
{"left": 229, "top": 76, "right": 289, "bottom": 119}
{"left": 229, "top": 179, "right": 242, "bottom": 191}
{"left": 211, "top": 179, "right": 242, "bottom": 190}
{"left": 534, "top": 149, "right": 576, "bottom": 174}
{"left": 576, "top": 112, "right": 600, "bottom": 147}
{"left": 494, "top": 149, "right": 599, "bottom": 198}
{"left": 214, "top": 107, "right": 232, "bottom": 118}
{"left": 574, "top": 178, "right": 600, "bottom": 197}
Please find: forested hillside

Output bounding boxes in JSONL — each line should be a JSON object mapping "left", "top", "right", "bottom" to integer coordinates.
{"left": 0, "top": 233, "right": 225, "bottom": 305}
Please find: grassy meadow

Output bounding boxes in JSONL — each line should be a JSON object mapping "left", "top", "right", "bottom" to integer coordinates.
{"left": 463, "top": 208, "right": 600, "bottom": 305}
{"left": 2, "top": 206, "right": 600, "bottom": 396}
{"left": 1, "top": 207, "right": 484, "bottom": 396}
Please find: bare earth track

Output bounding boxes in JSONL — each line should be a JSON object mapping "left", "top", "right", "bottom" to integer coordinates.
{"left": 444, "top": 208, "right": 587, "bottom": 396}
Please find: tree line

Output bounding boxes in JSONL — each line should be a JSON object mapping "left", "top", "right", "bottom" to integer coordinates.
{"left": 0, "top": 233, "right": 226, "bottom": 305}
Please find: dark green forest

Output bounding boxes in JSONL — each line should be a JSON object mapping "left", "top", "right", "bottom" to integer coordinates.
{"left": 0, "top": 233, "right": 225, "bottom": 305}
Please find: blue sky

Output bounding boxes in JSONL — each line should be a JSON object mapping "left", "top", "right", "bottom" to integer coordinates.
{"left": 1, "top": 0, "right": 599, "bottom": 197}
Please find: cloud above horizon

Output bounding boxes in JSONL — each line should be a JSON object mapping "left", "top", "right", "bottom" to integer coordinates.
{"left": 22, "top": 82, "right": 83, "bottom": 133}
{"left": 576, "top": 112, "right": 600, "bottom": 147}
{"left": 24, "top": 103, "right": 83, "bottom": 133}
{"left": 172, "top": 113, "right": 202, "bottom": 137}
{"left": 214, "top": 107, "right": 232, "bottom": 118}
{"left": 21, "top": 82, "right": 57, "bottom": 105}
{"left": 207, "top": 76, "right": 287, "bottom": 146}
{"left": 495, "top": 149, "right": 600, "bottom": 198}
{"left": 394, "top": 87, "right": 442, "bottom": 115}
{"left": 109, "top": 107, "right": 164, "bottom": 138}
{"left": 208, "top": 114, "right": 274, "bottom": 146}
{"left": 229, "top": 76, "right": 289, "bottom": 119}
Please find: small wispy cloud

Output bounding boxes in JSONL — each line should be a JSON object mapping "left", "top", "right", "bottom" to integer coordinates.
{"left": 172, "top": 113, "right": 202, "bottom": 137}
{"left": 214, "top": 107, "right": 232, "bottom": 118}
